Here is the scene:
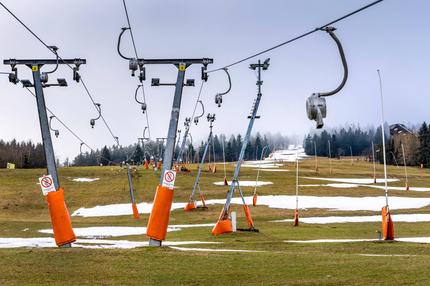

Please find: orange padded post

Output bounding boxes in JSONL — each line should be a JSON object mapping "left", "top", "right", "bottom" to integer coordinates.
{"left": 146, "top": 185, "right": 174, "bottom": 241}
{"left": 200, "top": 194, "right": 206, "bottom": 208}
{"left": 212, "top": 219, "right": 233, "bottom": 235}
{"left": 293, "top": 209, "right": 299, "bottom": 226}
{"left": 144, "top": 160, "right": 149, "bottom": 169}
{"left": 157, "top": 161, "right": 162, "bottom": 170}
{"left": 132, "top": 203, "right": 140, "bottom": 219}
{"left": 184, "top": 201, "right": 196, "bottom": 211}
{"left": 46, "top": 188, "right": 76, "bottom": 246}
{"left": 381, "top": 206, "right": 394, "bottom": 240}
{"left": 252, "top": 194, "right": 258, "bottom": 206}
{"left": 243, "top": 205, "right": 254, "bottom": 228}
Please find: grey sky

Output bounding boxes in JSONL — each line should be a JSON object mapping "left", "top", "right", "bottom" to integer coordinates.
{"left": 0, "top": 0, "right": 429, "bottom": 161}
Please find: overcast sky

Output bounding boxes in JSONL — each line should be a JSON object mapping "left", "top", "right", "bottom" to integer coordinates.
{"left": 0, "top": 0, "right": 429, "bottom": 161}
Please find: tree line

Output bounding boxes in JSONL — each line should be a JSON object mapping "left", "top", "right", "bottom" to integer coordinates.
{"left": 72, "top": 133, "right": 291, "bottom": 166}
{"left": 0, "top": 139, "right": 46, "bottom": 168}
{"left": 304, "top": 122, "right": 430, "bottom": 167}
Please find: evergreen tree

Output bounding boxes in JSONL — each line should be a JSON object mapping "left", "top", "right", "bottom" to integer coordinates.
{"left": 100, "top": 146, "right": 111, "bottom": 166}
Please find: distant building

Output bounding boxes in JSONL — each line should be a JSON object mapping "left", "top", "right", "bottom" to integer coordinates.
{"left": 389, "top": 124, "right": 419, "bottom": 166}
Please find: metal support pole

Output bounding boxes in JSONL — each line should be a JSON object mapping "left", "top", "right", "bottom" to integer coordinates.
{"left": 401, "top": 143, "right": 409, "bottom": 189}
{"left": 372, "top": 141, "right": 377, "bottom": 183}
{"left": 32, "top": 67, "right": 60, "bottom": 189}
{"left": 158, "top": 67, "right": 185, "bottom": 184}
{"left": 219, "top": 59, "right": 269, "bottom": 221}
{"left": 127, "top": 164, "right": 137, "bottom": 204}
{"left": 189, "top": 134, "right": 211, "bottom": 202}
{"left": 149, "top": 65, "right": 185, "bottom": 247}
{"left": 253, "top": 145, "right": 269, "bottom": 197}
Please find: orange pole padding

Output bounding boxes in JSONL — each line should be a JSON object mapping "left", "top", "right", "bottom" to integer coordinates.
{"left": 293, "top": 209, "right": 299, "bottom": 226}
{"left": 252, "top": 194, "right": 258, "bottom": 206}
{"left": 157, "top": 161, "right": 162, "bottom": 170}
{"left": 132, "top": 203, "right": 140, "bottom": 219}
{"left": 200, "top": 194, "right": 206, "bottom": 208}
{"left": 184, "top": 201, "right": 196, "bottom": 211}
{"left": 46, "top": 188, "right": 76, "bottom": 246}
{"left": 381, "top": 206, "right": 394, "bottom": 240}
{"left": 211, "top": 219, "right": 233, "bottom": 235}
{"left": 224, "top": 177, "right": 228, "bottom": 186}
{"left": 243, "top": 205, "right": 254, "bottom": 228}
{"left": 145, "top": 160, "right": 149, "bottom": 169}
{"left": 146, "top": 185, "right": 174, "bottom": 241}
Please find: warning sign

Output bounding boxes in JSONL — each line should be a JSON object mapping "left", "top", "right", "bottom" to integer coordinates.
{"left": 162, "top": 170, "right": 176, "bottom": 189}
{"left": 38, "top": 175, "right": 56, "bottom": 196}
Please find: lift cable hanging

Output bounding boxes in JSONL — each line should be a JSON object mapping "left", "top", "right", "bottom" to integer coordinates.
{"left": 134, "top": 84, "right": 147, "bottom": 114}
{"left": 119, "top": 0, "right": 152, "bottom": 139}
{"left": 0, "top": 2, "right": 120, "bottom": 145}
{"left": 212, "top": 58, "right": 270, "bottom": 236}
{"left": 175, "top": 81, "right": 205, "bottom": 164}
{"left": 184, "top": 113, "right": 216, "bottom": 211}
{"left": 306, "top": 27, "right": 348, "bottom": 128}
{"left": 49, "top": 115, "right": 60, "bottom": 138}
{"left": 23, "top": 87, "right": 115, "bottom": 165}
{"left": 214, "top": 68, "right": 232, "bottom": 107}
{"left": 206, "top": 0, "right": 383, "bottom": 73}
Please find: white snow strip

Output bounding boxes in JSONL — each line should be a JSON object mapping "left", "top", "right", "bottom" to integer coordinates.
{"left": 396, "top": 237, "right": 430, "bottom": 244}
{"left": 0, "top": 237, "right": 218, "bottom": 249}
{"left": 366, "top": 185, "right": 430, "bottom": 192}
{"left": 169, "top": 246, "right": 264, "bottom": 253}
{"left": 73, "top": 195, "right": 430, "bottom": 217}
{"left": 72, "top": 178, "right": 100, "bottom": 182}
{"left": 304, "top": 177, "right": 399, "bottom": 184}
{"left": 241, "top": 164, "right": 282, "bottom": 169}
{"left": 286, "top": 237, "right": 430, "bottom": 245}
{"left": 253, "top": 169, "right": 289, "bottom": 172}
{"left": 273, "top": 214, "right": 430, "bottom": 224}
{"left": 285, "top": 238, "right": 377, "bottom": 243}
{"left": 358, "top": 254, "right": 416, "bottom": 257}
{"left": 213, "top": 181, "right": 273, "bottom": 187}
{"left": 39, "top": 223, "right": 215, "bottom": 238}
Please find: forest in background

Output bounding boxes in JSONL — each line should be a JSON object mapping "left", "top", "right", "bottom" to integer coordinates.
{"left": 2, "top": 122, "right": 430, "bottom": 168}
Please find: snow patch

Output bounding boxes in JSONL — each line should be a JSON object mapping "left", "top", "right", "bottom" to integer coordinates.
{"left": 273, "top": 213, "right": 430, "bottom": 224}
{"left": 213, "top": 181, "right": 273, "bottom": 187}
{"left": 38, "top": 223, "right": 215, "bottom": 238}
{"left": 73, "top": 195, "right": 430, "bottom": 217}
{"left": 304, "top": 177, "right": 399, "bottom": 184}
{"left": 0, "top": 237, "right": 218, "bottom": 249}
{"left": 73, "top": 178, "right": 100, "bottom": 182}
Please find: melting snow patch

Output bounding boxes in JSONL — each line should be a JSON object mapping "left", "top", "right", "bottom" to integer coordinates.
{"left": 304, "top": 177, "right": 399, "bottom": 184}
{"left": 73, "top": 178, "right": 100, "bottom": 182}
{"left": 38, "top": 223, "right": 215, "bottom": 238}
{"left": 286, "top": 237, "right": 430, "bottom": 245}
{"left": 169, "top": 246, "right": 264, "bottom": 253}
{"left": 242, "top": 164, "right": 282, "bottom": 169}
{"left": 253, "top": 169, "right": 289, "bottom": 172}
{"left": 213, "top": 181, "right": 273, "bottom": 187}
{"left": 273, "top": 214, "right": 430, "bottom": 224}
{"left": 0, "top": 237, "right": 219, "bottom": 249}
{"left": 73, "top": 195, "right": 430, "bottom": 217}
{"left": 366, "top": 185, "right": 430, "bottom": 192}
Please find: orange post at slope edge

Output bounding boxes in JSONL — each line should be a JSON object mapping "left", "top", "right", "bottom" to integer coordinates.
{"left": 146, "top": 185, "right": 174, "bottom": 241}
{"left": 381, "top": 206, "right": 394, "bottom": 240}
{"left": 46, "top": 188, "right": 76, "bottom": 246}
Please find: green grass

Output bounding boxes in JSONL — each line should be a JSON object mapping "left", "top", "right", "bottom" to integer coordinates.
{"left": 1, "top": 158, "right": 430, "bottom": 285}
